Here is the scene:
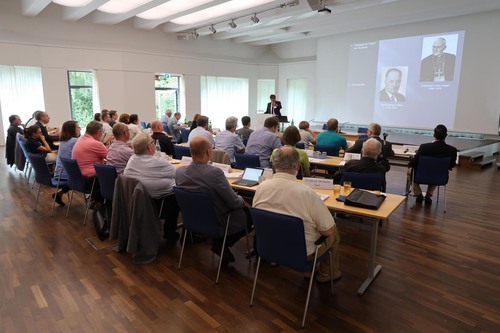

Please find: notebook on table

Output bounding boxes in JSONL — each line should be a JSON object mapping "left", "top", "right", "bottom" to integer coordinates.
{"left": 232, "top": 167, "right": 264, "bottom": 187}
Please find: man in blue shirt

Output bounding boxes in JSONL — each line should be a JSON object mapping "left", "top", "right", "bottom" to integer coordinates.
{"left": 245, "top": 117, "right": 282, "bottom": 167}
{"left": 316, "top": 118, "right": 347, "bottom": 153}
{"left": 215, "top": 116, "right": 245, "bottom": 163}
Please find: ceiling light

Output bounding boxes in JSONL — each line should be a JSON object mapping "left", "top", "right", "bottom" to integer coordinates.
{"left": 98, "top": 0, "right": 153, "bottom": 15}
{"left": 192, "top": 29, "right": 199, "bottom": 38}
{"left": 209, "top": 25, "right": 217, "bottom": 34}
{"left": 137, "top": 0, "right": 213, "bottom": 21}
{"left": 52, "top": 0, "right": 93, "bottom": 7}
{"left": 251, "top": 13, "right": 260, "bottom": 24}
{"left": 228, "top": 19, "right": 237, "bottom": 29}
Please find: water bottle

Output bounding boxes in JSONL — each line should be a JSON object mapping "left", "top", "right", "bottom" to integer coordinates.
{"left": 184, "top": 117, "right": 188, "bottom": 124}
{"left": 209, "top": 120, "right": 212, "bottom": 128}
{"left": 155, "top": 140, "right": 161, "bottom": 156}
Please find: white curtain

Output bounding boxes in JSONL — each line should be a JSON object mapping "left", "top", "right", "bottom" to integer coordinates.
{"left": 0, "top": 65, "right": 45, "bottom": 141}
{"left": 200, "top": 76, "right": 249, "bottom": 130}
{"left": 287, "top": 78, "right": 308, "bottom": 125}
{"left": 257, "top": 79, "right": 275, "bottom": 113}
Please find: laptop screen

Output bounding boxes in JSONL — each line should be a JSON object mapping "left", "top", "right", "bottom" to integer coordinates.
{"left": 241, "top": 167, "right": 263, "bottom": 181}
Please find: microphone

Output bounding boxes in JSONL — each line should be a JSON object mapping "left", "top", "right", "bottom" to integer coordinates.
{"left": 339, "top": 122, "right": 350, "bottom": 134}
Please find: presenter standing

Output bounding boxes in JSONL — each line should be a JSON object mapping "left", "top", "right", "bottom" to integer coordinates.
{"left": 264, "top": 94, "right": 282, "bottom": 116}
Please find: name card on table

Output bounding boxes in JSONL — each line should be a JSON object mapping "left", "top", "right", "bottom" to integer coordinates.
{"left": 303, "top": 177, "right": 333, "bottom": 190}
{"left": 212, "top": 162, "right": 231, "bottom": 173}
{"left": 344, "top": 152, "right": 361, "bottom": 161}
{"left": 180, "top": 156, "right": 192, "bottom": 165}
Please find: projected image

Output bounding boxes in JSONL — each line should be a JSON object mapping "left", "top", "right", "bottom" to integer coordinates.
{"left": 379, "top": 67, "right": 407, "bottom": 102}
{"left": 420, "top": 34, "right": 458, "bottom": 82}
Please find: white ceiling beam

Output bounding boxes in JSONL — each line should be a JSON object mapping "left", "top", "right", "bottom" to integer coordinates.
{"left": 21, "top": 0, "right": 52, "bottom": 16}
{"left": 93, "top": 0, "right": 166, "bottom": 24}
{"left": 63, "top": 0, "right": 109, "bottom": 21}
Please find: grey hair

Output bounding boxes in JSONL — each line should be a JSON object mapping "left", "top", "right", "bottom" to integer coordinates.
{"left": 86, "top": 120, "right": 103, "bottom": 135}
{"left": 273, "top": 146, "right": 300, "bottom": 172}
{"left": 225, "top": 116, "right": 238, "bottom": 130}
{"left": 362, "top": 138, "right": 382, "bottom": 160}
{"left": 131, "top": 132, "right": 151, "bottom": 154}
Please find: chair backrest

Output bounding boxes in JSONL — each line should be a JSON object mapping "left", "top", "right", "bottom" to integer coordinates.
{"left": 250, "top": 208, "right": 309, "bottom": 272}
{"left": 414, "top": 156, "right": 450, "bottom": 186}
{"left": 210, "top": 149, "right": 231, "bottom": 165}
{"left": 322, "top": 124, "right": 327, "bottom": 130}
{"left": 94, "top": 163, "right": 118, "bottom": 201}
{"left": 234, "top": 153, "right": 260, "bottom": 170}
{"left": 174, "top": 145, "right": 191, "bottom": 159}
{"left": 358, "top": 127, "right": 368, "bottom": 134}
{"left": 340, "top": 172, "right": 384, "bottom": 191}
{"left": 173, "top": 188, "right": 223, "bottom": 239}
{"left": 140, "top": 121, "right": 147, "bottom": 129}
{"left": 313, "top": 144, "right": 339, "bottom": 157}
{"left": 180, "top": 128, "right": 190, "bottom": 143}
{"left": 27, "top": 153, "right": 53, "bottom": 187}
{"left": 60, "top": 157, "right": 88, "bottom": 193}
{"left": 17, "top": 139, "right": 31, "bottom": 161}
{"left": 295, "top": 142, "right": 305, "bottom": 149}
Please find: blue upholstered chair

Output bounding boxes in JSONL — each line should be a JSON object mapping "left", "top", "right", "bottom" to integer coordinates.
{"left": 234, "top": 153, "right": 260, "bottom": 170}
{"left": 413, "top": 156, "right": 450, "bottom": 212}
{"left": 174, "top": 145, "right": 191, "bottom": 160}
{"left": 340, "top": 172, "right": 385, "bottom": 192}
{"left": 60, "top": 158, "right": 94, "bottom": 225}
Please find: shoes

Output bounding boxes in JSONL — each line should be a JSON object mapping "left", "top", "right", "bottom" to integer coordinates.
{"left": 315, "top": 270, "right": 342, "bottom": 283}
{"left": 424, "top": 195, "right": 432, "bottom": 205}
{"left": 416, "top": 194, "right": 424, "bottom": 204}
{"left": 52, "top": 193, "right": 65, "bottom": 206}
{"left": 245, "top": 248, "right": 257, "bottom": 259}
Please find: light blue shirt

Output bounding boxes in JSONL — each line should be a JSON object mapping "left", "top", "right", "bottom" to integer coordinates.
{"left": 245, "top": 128, "right": 282, "bottom": 167}
{"left": 188, "top": 126, "right": 215, "bottom": 147}
{"left": 55, "top": 137, "right": 78, "bottom": 179}
{"left": 214, "top": 130, "right": 245, "bottom": 162}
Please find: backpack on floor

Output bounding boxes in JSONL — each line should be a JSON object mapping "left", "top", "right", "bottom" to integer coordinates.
{"left": 92, "top": 202, "right": 111, "bottom": 241}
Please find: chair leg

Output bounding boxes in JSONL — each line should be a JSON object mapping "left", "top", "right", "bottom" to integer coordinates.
{"left": 249, "top": 256, "right": 262, "bottom": 306}
{"left": 51, "top": 179, "right": 62, "bottom": 217}
{"left": 83, "top": 193, "right": 90, "bottom": 226}
{"left": 215, "top": 214, "right": 231, "bottom": 284}
{"left": 443, "top": 186, "right": 447, "bottom": 213}
{"left": 329, "top": 250, "right": 334, "bottom": 295}
{"left": 244, "top": 227, "right": 252, "bottom": 263}
{"left": 177, "top": 229, "right": 188, "bottom": 269}
{"left": 27, "top": 165, "right": 32, "bottom": 184}
{"left": 34, "top": 183, "right": 42, "bottom": 211}
{"left": 302, "top": 248, "right": 321, "bottom": 328}
{"left": 66, "top": 190, "right": 74, "bottom": 218}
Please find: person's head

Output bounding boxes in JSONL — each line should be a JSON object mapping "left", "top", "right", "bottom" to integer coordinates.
{"left": 151, "top": 120, "right": 163, "bottom": 133}
{"left": 272, "top": 146, "right": 300, "bottom": 175}
{"left": 109, "top": 110, "right": 118, "bottom": 120}
{"left": 129, "top": 114, "right": 139, "bottom": 125}
{"left": 25, "top": 125, "right": 41, "bottom": 139}
{"left": 192, "top": 113, "right": 200, "bottom": 122}
{"left": 101, "top": 110, "right": 110, "bottom": 123}
{"left": 165, "top": 109, "right": 172, "bottom": 117}
{"left": 197, "top": 115, "right": 209, "bottom": 129}
{"left": 384, "top": 68, "right": 402, "bottom": 95}
{"left": 36, "top": 111, "right": 50, "bottom": 124}
{"left": 282, "top": 125, "right": 301, "bottom": 146}
{"left": 9, "top": 114, "right": 21, "bottom": 126}
{"left": 119, "top": 113, "right": 130, "bottom": 124}
{"left": 112, "top": 122, "right": 130, "bottom": 142}
{"left": 270, "top": 94, "right": 276, "bottom": 102}
{"left": 132, "top": 133, "right": 155, "bottom": 155}
{"left": 241, "top": 116, "right": 251, "bottom": 127}
{"left": 367, "top": 123, "right": 382, "bottom": 136}
{"left": 60, "top": 120, "right": 80, "bottom": 141}
{"left": 326, "top": 118, "right": 339, "bottom": 131}
{"left": 174, "top": 112, "right": 181, "bottom": 120}
{"left": 264, "top": 116, "right": 279, "bottom": 132}
{"left": 434, "top": 124, "right": 448, "bottom": 141}
{"left": 190, "top": 137, "right": 212, "bottom": 163}
{"left": 362, "top": 138, "right": 382, "bottom": 160}
{"left": 94, "top": 113, "right": 102, "bottom": 121}
{"left": 225, "top": 116, "right": 238, "bottom": 132}
{"left": 432, "top": 37, "right": 447, "bottom": 57}
{"left": 86, "top": 120, "right": 103, "bottom": 140}
{"left": 298, "top": 121, "right": 310, "bottom": 131}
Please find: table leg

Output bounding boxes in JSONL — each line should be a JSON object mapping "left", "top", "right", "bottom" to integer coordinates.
{"left": 357, "top": 218, "right": 382, "bottom": 295}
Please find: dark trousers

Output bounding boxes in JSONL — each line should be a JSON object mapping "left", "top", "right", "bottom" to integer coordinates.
{"left": 156, "top": 194, "right": 180, "bottom": 240}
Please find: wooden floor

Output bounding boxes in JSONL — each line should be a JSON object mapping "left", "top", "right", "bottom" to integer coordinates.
{"left": 1, "top": 148, "right": 500, "bottom": 333}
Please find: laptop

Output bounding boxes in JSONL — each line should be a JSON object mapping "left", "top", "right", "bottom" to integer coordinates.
{"left": 277, "top": 115, "right": 288, "bottom": 123}
{"left": 232, "top": 167, "right": 264, "bottom": 187}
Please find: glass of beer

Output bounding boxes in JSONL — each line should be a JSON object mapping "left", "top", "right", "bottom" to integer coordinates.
{"left": 343, "top": 181, "right": 352, "bottom": 194}
{"left": 333, "top": 184, "right": 341, "bottom": 197}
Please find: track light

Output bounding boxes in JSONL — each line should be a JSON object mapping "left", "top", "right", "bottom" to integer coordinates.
{"left": 228, "top": 19, "right": 237, "bottom": 29}
{"left": 251, "top": 13, "right": 260, "bottom": 24}
{"left": 209, "top": 25, "right": 216, "bottom": 34}
{"left": 318, "top": 6, "right": 331, "bottom": 14}
{"left": 192, "top": 29, "right": 199, "bottom": 38}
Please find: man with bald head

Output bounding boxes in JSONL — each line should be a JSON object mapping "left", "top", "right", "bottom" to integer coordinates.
{"left": 420, "top": 37, "right": 456, "bottom": 82}
{"left": 151, "top": 120, "right": 175, "bottom": 157}
{"left": 175, "top": 136, "right": 250, "bottom": 264}
{"left": 106, "top": 122, "right": 133, "bottom": 174}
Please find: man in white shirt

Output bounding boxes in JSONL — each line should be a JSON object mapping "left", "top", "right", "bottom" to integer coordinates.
{"left": 187, "top": 115, "right": 214, "bottom": 148}
{"left": 160, "top": 109, "right": 172, "bottom": 125}
{"left": 253, "top": 146, "right": 341, "bottom": 283}
{"left": 167, "top": 112, "right": 183, "bottom": 142}
{"left": 100, "top": 110, "right": 114, "bottom": 146}
{"left": 215, "top": 116, "right": 245, "bottom": 163}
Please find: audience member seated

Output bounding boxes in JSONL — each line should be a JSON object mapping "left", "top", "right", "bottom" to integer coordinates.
{"left": 346, "top": 122, "right": 394, "bottom": 171}
{"left": 128, "top": 114, "right": 142, "bottom": 142}
{"left": 236, "top": 116, "right": 254, "bottom": 141}
{"left": 160, "top": 108, "right": 172, "bottom": 126}
{"left": 298, "top": 121, "right": 316, "bottom": 147}
{"left": 119, "top": 113, "right": 130, "bottom": 125}
{"left": 25, "top": 110, "right": 42, "bottom": 128}
{"left": 245, "top": 116, "right": 282, "bottom": 168}
{"left": 100, "top": 110, "right": 114, "bottom": 146}
{"left": 187, "top": 115, "right": 214, "bottom": 147}
{"left": 53, "top": 120, "right": 81, "bottom": 205}
{"left": 409, "top": 124, "right": 457, "bottom": 205}
{"left": 106, "top": 123, "right": 134, "bottom": 174}
{"left": 94, "top": 112, "right": 102, "bottom": 122}
{"left": 316, "top": 118, "right": 347, "bottom": 153}
{"left": 124, "top": 133, "right": 179, "bottom": 242}
{"left": 167, "top": 112, "right": 183, "bottom": 142}
{"left": 35, "top": 111, "right": 59, "bottom": 150}
{"left": 151, "top": 120, "right": 175, "bottom": 157}
{"left": 108, "top": 110, "right": 118, "bottom": 127}
{"left": 271, "top": 125, "right": 311, "bottom": 177}
{"left": 24, "top": 125, "right": 58, "bottom": 163}
{"left": 175, "top": 137, "right": 250, "bottom": 264}
{"left": 190, "top": 113, "right": 200, "bottom": 131}
{"left": 5, "top": 114, "right": 23, "bottom": 167}
{"left": 333, "top": 138, "right": 387, "bottom": 190}
{"left": 215, "top": 116, "right": 245, "bottom": 165}
{"left": 253, "top": 146, "right": 341, "bottom": 283}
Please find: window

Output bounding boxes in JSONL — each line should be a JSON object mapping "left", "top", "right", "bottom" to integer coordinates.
{"left": 287, "top": 79, "right": 308, "bottom": 124}
{"left": 257, "top": 79, "right": 275, "bottom": 113}
{"left": 155, "top": 74, "right": 180, "bottom": 119}
{"left": 200, "top": 76, "right": 249, "bottom": 129}
{"left": 68, "top": 71, "right": 94, "bottom": 127}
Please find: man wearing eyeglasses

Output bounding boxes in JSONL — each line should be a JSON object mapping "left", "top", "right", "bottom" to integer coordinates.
{"left": 420, "top": 37, "right": 456, "bottom": 82}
